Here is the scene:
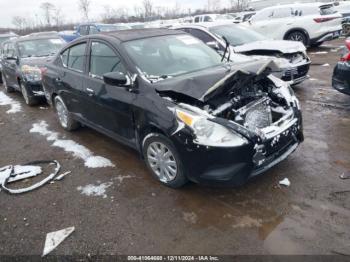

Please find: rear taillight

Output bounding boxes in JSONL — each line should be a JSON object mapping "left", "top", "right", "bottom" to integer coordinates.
{"left": 340, "top": 39, "right": 350, "bottom": 62}
{"left": 313, "top": 17, "right": 337, "bottom": 23}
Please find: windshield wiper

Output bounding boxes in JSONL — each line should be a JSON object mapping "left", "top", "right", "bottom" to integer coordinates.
{"left": 221, "top": 36, "right": 231, "bottom": 63}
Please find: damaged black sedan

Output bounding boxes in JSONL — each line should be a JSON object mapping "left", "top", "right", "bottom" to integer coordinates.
{"left": 42, "top": 29, "right": 303, "bottom": 188}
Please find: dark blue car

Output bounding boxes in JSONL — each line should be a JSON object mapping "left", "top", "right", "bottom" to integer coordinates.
{"left": 59, "top": 23, "right": 131, "bottom": 42}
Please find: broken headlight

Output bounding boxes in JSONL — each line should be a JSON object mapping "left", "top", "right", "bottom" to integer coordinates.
{"left": 175, "top": 108, "right": 248, "bottom": 147}
{"left": 21, "top": 65, "right": 42, "bottom": 82}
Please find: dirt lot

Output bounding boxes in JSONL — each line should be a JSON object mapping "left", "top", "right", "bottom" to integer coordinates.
{"left": 0, "top": 38, "right": 350, "bottom": 256}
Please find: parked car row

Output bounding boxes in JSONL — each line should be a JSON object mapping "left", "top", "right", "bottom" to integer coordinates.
{"left": 0, "top": 28, "right": 305, "bottom": 188}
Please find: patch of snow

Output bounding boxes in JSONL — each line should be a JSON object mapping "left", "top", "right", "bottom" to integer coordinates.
{"left": 85, "top": 156, "right": 114, "bottom": 168}
{"left": 321, "top": 63, "right": 330, "bottom": 67}
{"left": 309, "top": 78, "right": 318, "bottom": 81}
{"left": 279, "top": 178, "right": 291, "bottom": 187}
{"left": 0, "top": 91, "right": 22, "bottom": 114}
{"left": 42, "top": 227, "right": 75, "bottom": 257}
{"left": 309, "top": 51, "right": 328, "bottom": 55}
{"left": 77, "top": 182, "right": 113, "bottom": 198}
{"left": 30, "top": 121, "right": 114, "bottom": 168}
{"left": 113, "top": 175, "right": 134, "bottom": 183}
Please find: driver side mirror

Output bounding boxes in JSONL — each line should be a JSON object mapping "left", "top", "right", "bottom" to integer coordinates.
{"left": 103, "top": 72, "right": 131, "bottom": 87}
{"left": 207, "top": 41, "right": 220, "bottom": 51}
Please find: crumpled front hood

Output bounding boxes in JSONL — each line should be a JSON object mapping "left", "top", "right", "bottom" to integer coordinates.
{"left": 234, "top": 40, "right": 306, "bottom": 54}
{"left": 21, "top": 56, "right": 54, "bottom": 67}
{"left": 154, "top": 60, "right": 279, "bottom": 102}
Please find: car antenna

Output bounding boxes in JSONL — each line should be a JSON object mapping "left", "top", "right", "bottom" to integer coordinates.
{"left": 221, "top": 36, "right": 231, "bottom": 62}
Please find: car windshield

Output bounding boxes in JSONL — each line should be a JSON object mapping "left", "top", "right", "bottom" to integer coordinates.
{"left": 123, "top": 34, "right": 223, "bottom": 80}
{"left": 98, "top": 25, "right": 121, "bottom": 32}
{"left": 209, "top": 25, "right": 267, "bottom": 46}
{"left": 18, "top": 38, "right": 65, "bottom": 58}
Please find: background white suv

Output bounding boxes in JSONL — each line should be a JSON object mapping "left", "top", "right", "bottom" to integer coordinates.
{"left": 246, "top": 3, "right": 343, "bottom": 47}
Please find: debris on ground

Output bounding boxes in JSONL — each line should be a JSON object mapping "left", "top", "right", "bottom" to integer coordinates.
{"left": 54, "top": 171, "right": 71, "bottom": 181}
{"left": 322, "top": 63, "right": 330, "bottom": 67}
{"left": 0, "top": 160, "right": 61, "bottom": 194}
{"left": 42, "top": 227, "right": 75, "bottom": 257}
{"left": 340, "top": 171, "right": 350, "bottom": 180}
{"left": 279, "top": 178, "right": 291, "bottom": 187}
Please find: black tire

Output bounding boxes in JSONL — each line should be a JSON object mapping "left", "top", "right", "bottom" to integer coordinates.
{"left": 286, "top": 31, "right": 309, "bottom": 46}
{"left": 142, "top": 133, "right": 188, "bottom": 188}
{"left": 310, "top": 42, "right": 324, "bottom": 48}
{"left": 2, "top": 74, "right": 14, "bottom": 93}
{"left": 54, "top": 96, "right": 80, "bottom": 131}
{"left": 20, "top": 83, "right": 37, "bottom": 106}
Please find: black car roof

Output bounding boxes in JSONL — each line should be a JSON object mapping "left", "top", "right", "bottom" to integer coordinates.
{"left": 101, "top": 28, "right": 184, "bottom": 42}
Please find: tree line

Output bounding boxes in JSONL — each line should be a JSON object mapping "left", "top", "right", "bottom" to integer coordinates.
{"left": 3, "top": 0, "right": 251, "bottom": 35}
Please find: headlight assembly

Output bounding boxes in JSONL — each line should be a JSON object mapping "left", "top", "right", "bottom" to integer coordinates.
{"left": 21, "top": 65, "right": 42, "bottom": 82}
{"left": 175, "top": 108, "right": 248, "bottom": 147}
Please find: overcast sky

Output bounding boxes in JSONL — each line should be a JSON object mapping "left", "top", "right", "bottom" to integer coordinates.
{"left": 0, "top": 0, "right": 213, "bottom": 28}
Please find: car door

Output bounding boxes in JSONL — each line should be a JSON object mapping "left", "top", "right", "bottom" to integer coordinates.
{"left": 56, "top": 41, "right": 88, "bottom": 119}
{"left": 81, "top": 40, "right": 136, "bottom": 144}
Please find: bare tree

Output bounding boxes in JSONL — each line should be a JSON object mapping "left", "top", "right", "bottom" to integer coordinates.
{"left": 78, "top": 0, "right": 91, "bottom": 21}
{"left": 40, "top": 2, "right": 55, "bottom": 26}
{"left": 12, "top": 16, "right": 26, "bottom": 30}
{"left": 142, "top": 0, "right": 154, "bottom": 19}
{"left": 53, "top": 7, "right": 65, "bottom": 27}
{"left": 230, "top": 0, "right": 250, "bottom": 12}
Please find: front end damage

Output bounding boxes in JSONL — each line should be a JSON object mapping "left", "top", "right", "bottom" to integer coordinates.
{"left": 156, "top": 62, "right": 303, "bottom": 186}
{"left": 240, "top": 50, "right": 311, "bottom": 86}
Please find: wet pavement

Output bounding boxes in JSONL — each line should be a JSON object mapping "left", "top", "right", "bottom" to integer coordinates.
{"left": 0, "top": 38, "right": 350, "bottom": 256}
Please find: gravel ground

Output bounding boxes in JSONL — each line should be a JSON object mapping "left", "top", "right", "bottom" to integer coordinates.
{"left": 0, "top": 38, "right": 350, "bottom": 256}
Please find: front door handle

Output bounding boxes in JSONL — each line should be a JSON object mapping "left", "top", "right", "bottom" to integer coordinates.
{"left": 86, "top": 88, "right": 95, "bottom": 96}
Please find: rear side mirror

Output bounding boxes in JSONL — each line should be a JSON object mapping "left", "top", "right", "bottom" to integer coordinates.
{"left": 103, "top": 72, "right": 130, "bottom": 87}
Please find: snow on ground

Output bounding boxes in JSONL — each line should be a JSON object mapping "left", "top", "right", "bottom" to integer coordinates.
{"left": 30, "top": 121, "right": 114, "bottom": 168}
{"left": 309, "top": 51, "right": 328, "bottom": 55}
{"left": 77, "top": 182, "right": 113, "bottom": 198}
{"left": 0, "top": 91, "right": 22, "bottom": 114}
{"left": 321, "top": 63, "right": 330, "bottom": 67}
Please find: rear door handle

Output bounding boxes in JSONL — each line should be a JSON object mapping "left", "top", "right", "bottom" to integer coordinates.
{"left": 86, "top": 88, "right": 95, "bottom": 96}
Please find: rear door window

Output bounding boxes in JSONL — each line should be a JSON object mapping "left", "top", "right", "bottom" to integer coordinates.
{"left": 89, "top": 41, "right": 125, "bottom": 79}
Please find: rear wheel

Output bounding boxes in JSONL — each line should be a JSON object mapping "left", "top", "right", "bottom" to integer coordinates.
{"left": 286, "top": 31, "right": 308, "bottom": 46}
{"left": 2, "top": 74, "right": 14, "bottom": 93}
{"left": 54, "top": 96, "right": 80, "bottom": 131}
{"left": 20, "top": 83, "right": 37, "bottom": 106}
{"left": 143, "top": 133, "right": 188, "bottom": 188}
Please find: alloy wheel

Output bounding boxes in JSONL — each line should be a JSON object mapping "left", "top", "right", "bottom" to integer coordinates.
{"left": 146, "top": 142, "right": 178, "bottom": 183}
{"left": 288, "top": 32, "right": 306, "bottom": 45}
{"left": 55, "top": 99, "right": 68, "bottom": 128}
{"left": 21, "top": 84, "right": 30, "bottom": 105}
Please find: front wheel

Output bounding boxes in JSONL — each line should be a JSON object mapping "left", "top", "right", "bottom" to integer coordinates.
{"left": 286, "top": 31, "right": 308, "bottom": 46}
{"left": 21, "top": 83, "right": 37, "bottom": 106}
{"left": 54, "top": 96, "right": 80, "bottom": 131}
{"left": 143, "top": 133, "right": 188, "bottom": 188}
